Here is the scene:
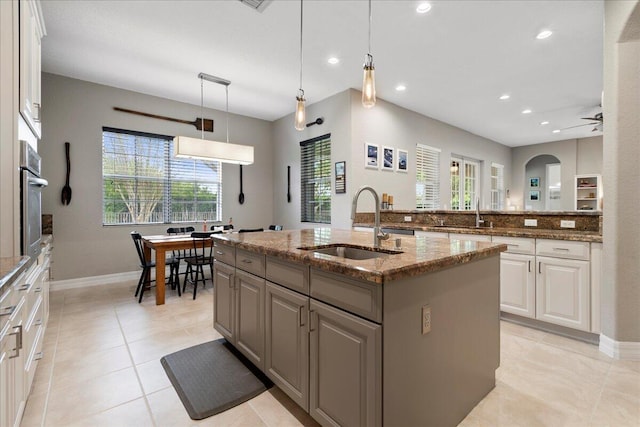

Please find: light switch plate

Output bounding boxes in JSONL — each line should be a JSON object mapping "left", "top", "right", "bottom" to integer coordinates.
{"left": 524, "top": 219, "right": 538, "bottom": 227}
{"left": 560, "top": 220, "right": 575, "bottom": 228}
{"left": 404, "top": 216, "right": 412, "bottom": 222}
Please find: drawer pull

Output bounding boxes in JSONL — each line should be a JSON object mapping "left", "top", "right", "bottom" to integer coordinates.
{"left": 18, "top": 284, "right": 30, "bottom": 291}
{"left": 34, "top": 319, "right": 43, "bottom": 326}
{"left": 9, "top": 325, "right": 22, "bottom": 358}
{"left": 0, "top": 305, "right": 15, "bottom": 317}
{"left": 552, "top": 247, "right": 570, "bottom": 251}
{"left": 508, "top": 244, "right": 520, "bottom": 248}
{"left": 241, "top": 259, "right": 253, "bottom": 264}
{"left": 34, "top": 351, "right": 44, "bottom": 361}
{"left": 34, "top": 287, "right": 42, "bottom": 293}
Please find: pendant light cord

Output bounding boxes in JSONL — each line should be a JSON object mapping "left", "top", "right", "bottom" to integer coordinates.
{"left": 299, "top": 0, "right": 304, "bottom": 92}
{"left": 200, "top": 76, "right": 205, "bottom": 140}
{"left": 368, "top": 0, "right": 372, "bottom": 55}
{"left": 225, "top": 85, "right": 229, "bottom": 144}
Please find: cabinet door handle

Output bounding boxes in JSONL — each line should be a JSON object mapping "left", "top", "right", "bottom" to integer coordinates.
{"left": 228, "top": 274, "right": 234, "bottom": 288}
{"left": 309, "top": 310, "right": 316, "bottom": 332}
{"left": 538, "top": 262, "right": 542, "bottom": 274}
{"left": 18, "top": 284, "right": 30, "bottom": 291}
{"left": 9, "top": 325, "right": 22, "bottom": 358}
{"left": 241, "top": 259, "right": 253, "bottom": 264}
{"left": 508, "top": 244, "right": 520, "bottom": 248}
{"left": 528, "top": 260, "right": 531, "bottom": 272}
{"left": 34, "top": 319, "right": 43, "bottom": 326}
{"left": 34, "top": 351, "right": 44, "bottom": 361}
{"left": 34, "top": 287, "right": 42, "bottom": 293}
{"left": 299, "top": 306, "right": 306, "bottom": 327}
{"left": 216, "top": 250, "right": 224, "bottom": 256}
{"left": 0, "top": 305, "right": 15, "bottom": 317}
{"left": 33, "top": 103, "right": 41, "bottom": 122}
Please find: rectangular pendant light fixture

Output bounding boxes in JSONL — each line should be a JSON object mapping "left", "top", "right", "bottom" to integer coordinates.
{"left": 173, "top": 72, "right": 254, "bottom": 165}
{"left": 173, "top": 136, "right": 254, "bottom": 165}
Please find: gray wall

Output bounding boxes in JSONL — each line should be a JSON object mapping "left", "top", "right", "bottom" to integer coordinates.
{"left": 273, "top": 88, "right": 512, "bottom": 231}
{"left": 577, "top": 135, "right": 603, "bottom": 174}
{"left": 602, "top": 0, "right": 640, "bottom": 343}
{"left": 40, "top": 73, "right": 274, "bottom": 280}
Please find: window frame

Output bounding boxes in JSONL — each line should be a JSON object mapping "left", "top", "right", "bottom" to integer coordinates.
{"left": 415, "top": 144, "right": 441, "bottom": 209}
{"left": 101, "top": 127, "right": 222, "bottom": 226}
{"left": 490, "top": 162, "right": 505, "bottom": 210}
{"left": 450, "top": 155, "right": 480, "bottom": 211}
{"left": 300, "top": 133, "right": 332, "bottom": 224}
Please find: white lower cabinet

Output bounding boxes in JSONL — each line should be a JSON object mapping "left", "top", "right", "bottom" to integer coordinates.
{"left": 499, "top": 252, "right": 536, "bottom": 318}
{"left": 308, "top": 299, "right": 381, "bottom": 427}
{"left": 536, "top": 256, "right": 590, "bottom": 331}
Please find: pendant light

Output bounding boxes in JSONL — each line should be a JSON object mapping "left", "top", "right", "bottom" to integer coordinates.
{"left": 294, "top": 0, "right": 306, "bottom": 131}
{"left": 362, "top": 0, "right": 376, "bottom": 108}
{"left": 174, "top": 73, "right": 254, "bottom": 165}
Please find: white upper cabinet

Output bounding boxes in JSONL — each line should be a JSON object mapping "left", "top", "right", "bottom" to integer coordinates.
{"left": 19, "top": 0, "right": 45, "bottom": 139}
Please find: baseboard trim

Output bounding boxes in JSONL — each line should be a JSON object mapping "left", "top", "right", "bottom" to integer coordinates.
{"left": 599, "top": 334, "right": 640, "bottom": 360}
{"left": 51, "top": 271, "right": 139, "bottom": 291}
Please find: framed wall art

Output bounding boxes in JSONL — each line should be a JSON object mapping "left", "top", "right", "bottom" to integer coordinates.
{"left": 365, "top": 143, "right": 379, "bottom": 169}
{"left": 335, "top": 161, "right": 346, "bottom": 193}
{"left": 529, "top": 177, "right": 540, "bottom": 188}
{"left": 529, "top": 190, "right": 540, "bottom": 201}
{"left": 382, "top": 146, "right": 394, "bottom": 170}
{"left": 397, "top": 149, "right": 408, "bottom": 172}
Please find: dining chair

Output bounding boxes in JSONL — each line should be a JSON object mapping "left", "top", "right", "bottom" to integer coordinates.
{"left": 182, "top": 231, "right": 217, "bottom": 299}
{"left": 131, "top": 231, "right": 180, "bottom": 303}
{"left": 238, "top": 228, "right": 264, "bottom": 233}
{"left": 166, "top": 226, "right": 195, "bottom": 287}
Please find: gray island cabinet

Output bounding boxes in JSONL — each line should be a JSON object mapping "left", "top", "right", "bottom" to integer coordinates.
{"left": 212, "top": 229, "right": 505, "bottom": 427}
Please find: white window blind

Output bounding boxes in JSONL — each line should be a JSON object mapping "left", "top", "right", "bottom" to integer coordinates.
{"left": 300, "top": 134, "right": 331, "bottom": 224}
{"left": 416, "top": 144, "right": 441, "bottom": 209}
{"left": 102, "top": 128, "right": 222, "bottom": 225}
{"left": 491, "top": 163, "right": 505, "bottom": 210}
{"left": 450, "top": 156, "right": 479, "bottom": 210}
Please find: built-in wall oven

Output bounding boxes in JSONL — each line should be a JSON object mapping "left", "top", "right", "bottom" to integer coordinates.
{"left": 20, "top": 140, "right": 48, "bottom": 259}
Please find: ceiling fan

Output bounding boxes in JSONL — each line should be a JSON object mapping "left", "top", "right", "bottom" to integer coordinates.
{"left": 561, "top": 112, "right": 603, "bottom": 132}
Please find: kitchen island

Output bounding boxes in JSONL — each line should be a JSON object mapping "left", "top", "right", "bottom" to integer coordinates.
{"left": 212, "top": 228, "right": 506, "bottom": 427}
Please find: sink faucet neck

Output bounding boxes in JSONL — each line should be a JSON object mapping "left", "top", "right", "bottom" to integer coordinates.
{"left": 351, "top": 185, "right": 389, "bottom": 247}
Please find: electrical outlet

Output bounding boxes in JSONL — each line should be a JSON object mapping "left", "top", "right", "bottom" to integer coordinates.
{"left": 404, "top": 216, "right": 412, "bottom": 222}
{"left": 560, "top": 220, "right": 575, "bottom": 228}
{"left": 524, "top": 219, "right": 537, "bottom": 227}
{"left": 422, "top": 305, "right": 431, "bottom": 335}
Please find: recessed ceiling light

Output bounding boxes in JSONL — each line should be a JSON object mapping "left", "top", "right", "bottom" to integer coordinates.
{"left": 536, "top": 30, "right": 553, "bottom": 39}
{"left": 540, "top": 121, "right": 549, "bottom": 125}
{"left": 416, "top": 3, "right": 432, "bottom": 14}
{"left": 396, "top": 85, "right": 406, "bottom": 91}
{"left": 327, "top": 57, "right": 340, "bottom": 65}
{"left": 499, "top": 94, "right": 510, "bottom": 100}
{"left": 552, "top": 129, "right": 561, "bottom": 133}
{"left": 522, "top": 109, "right": 532, "bottom": 114}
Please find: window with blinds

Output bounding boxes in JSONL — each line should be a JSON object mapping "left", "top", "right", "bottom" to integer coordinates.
{"left": 300, "top": 134, "right": 331, "bottom": 224}
{"left": 102, "top": 127, "right": 222, "bottom": 225}
{"left": 491, "top": 163, "right": 505, "bottom": 210}
{"left": 416, "top": 144, "right": 441, "bottom": 209}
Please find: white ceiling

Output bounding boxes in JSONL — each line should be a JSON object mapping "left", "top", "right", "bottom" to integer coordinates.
{"left": 40, "top": 0, "right": 604, "bottom": 147}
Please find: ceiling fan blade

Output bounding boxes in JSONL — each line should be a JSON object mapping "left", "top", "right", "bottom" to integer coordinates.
{"left": 561, "top": 123, "right": 593, "bottom": 130}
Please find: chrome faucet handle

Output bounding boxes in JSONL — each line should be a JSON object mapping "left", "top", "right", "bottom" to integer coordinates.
{"left": 378, "top": 230, "right": 390, "bottom": 241}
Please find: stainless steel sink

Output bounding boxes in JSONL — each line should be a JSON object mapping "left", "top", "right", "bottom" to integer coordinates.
{"left": 299, "top": 244, "right": 401, "bottom": 260}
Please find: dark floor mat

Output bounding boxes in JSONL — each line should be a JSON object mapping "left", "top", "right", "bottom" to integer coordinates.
{"left": 160, "top": 339, "right": 272, "bottom": 420}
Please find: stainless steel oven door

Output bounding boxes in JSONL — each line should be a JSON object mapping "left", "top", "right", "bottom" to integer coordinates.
{"left": 21, "top": 169, "right": 48, "bottom": 259}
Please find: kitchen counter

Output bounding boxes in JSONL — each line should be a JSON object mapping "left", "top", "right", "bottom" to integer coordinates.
{"left": 356, "top": 222, "right": 602, "bottom": 243}
{"left": 0, "top": 256, "right": 31, "bottom": 292}
{"left": 212, "top": 227, "right": 506, "bottom": 284}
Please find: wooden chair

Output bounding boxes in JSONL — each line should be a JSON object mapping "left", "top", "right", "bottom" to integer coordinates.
{"left": 131, "top": 231, "right": 180, "bottom": 303}
{"left": 182, "top": 231, "right": 217, "bottom": 299}
{"left": 238, "top": 228, "right": 264, "bottom": 233}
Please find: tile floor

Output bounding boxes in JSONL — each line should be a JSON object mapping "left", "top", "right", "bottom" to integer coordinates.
{"left": 19, "top": 280, "right": 640, "bottom": 427}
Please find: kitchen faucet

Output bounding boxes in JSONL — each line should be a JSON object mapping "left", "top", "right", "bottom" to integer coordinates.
{"left": 475, "top": 197, "right": 485, "bottom": 228}
{"left": 351, "top": 185, "right": 389, "bottom": 248}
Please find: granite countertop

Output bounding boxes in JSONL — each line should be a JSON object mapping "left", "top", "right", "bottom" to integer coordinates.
{"left": 357, "top": 222, "right": 603, "bottom": 243}
{"left": 0, "top": 256, "right": 31, "bottom": 293}
{"left": 213, "top": 228, "right": 506, "bottom": 284}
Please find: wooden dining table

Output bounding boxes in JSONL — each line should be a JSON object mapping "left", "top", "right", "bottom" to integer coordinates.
{"left": 141, "top": 234, "right": 206, "bottom": 305}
